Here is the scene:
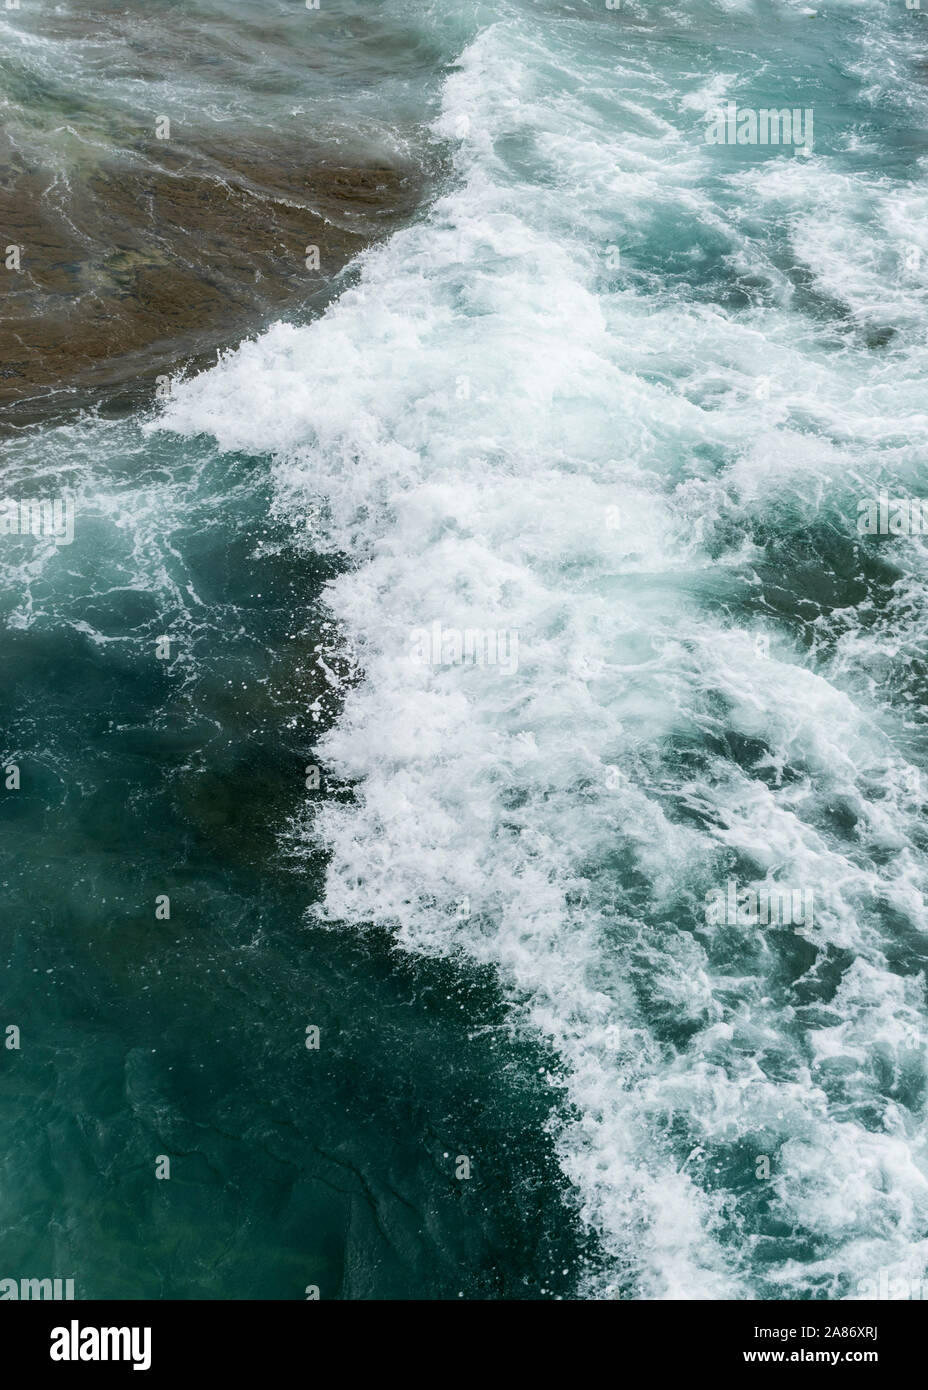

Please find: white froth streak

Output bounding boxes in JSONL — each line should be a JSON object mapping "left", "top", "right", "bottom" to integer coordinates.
{"left": 155, "top": 16, "right": 928, "bottom": 1299}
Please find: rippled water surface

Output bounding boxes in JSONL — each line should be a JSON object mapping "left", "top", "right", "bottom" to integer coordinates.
{"left": 3, "top": 0, "right": 928, "bottom": 1300}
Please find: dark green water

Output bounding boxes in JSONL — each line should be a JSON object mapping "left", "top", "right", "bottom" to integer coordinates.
{"left": 0, "top": 423, "right": 588, "bottom": 1298}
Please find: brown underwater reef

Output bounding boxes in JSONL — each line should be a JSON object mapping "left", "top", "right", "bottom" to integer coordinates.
{"left": 0, "top": 135, "right": 428, "bottom": 430}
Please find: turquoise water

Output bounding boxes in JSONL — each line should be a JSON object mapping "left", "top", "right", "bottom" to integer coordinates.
{"left": 4, "top": 0, "right": 928, "bottom": 1299}
{"left": 0, "top": 421, "right": 587, "bottom": 1298}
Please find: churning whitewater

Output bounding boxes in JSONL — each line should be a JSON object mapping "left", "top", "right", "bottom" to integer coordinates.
{"left": 159, "top": 0, "right": 928, "bottom": 1299}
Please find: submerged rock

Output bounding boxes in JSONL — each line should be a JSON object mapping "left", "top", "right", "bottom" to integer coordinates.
{"left": 0, "top": 136, "right": 426, "bottom": 428}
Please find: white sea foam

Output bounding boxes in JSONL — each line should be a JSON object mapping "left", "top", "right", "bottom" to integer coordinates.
{"left": 157, "top": 4, "right": 928, "bottom": 1297}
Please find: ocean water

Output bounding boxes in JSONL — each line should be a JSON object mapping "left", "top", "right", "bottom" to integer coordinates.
{"left": 3, "top": 0, "right": 928, "bottom": 1300}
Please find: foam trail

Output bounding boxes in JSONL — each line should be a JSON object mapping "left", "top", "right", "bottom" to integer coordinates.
{"left": 158, "top": 3, "right": 928, "bottom": 1298}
